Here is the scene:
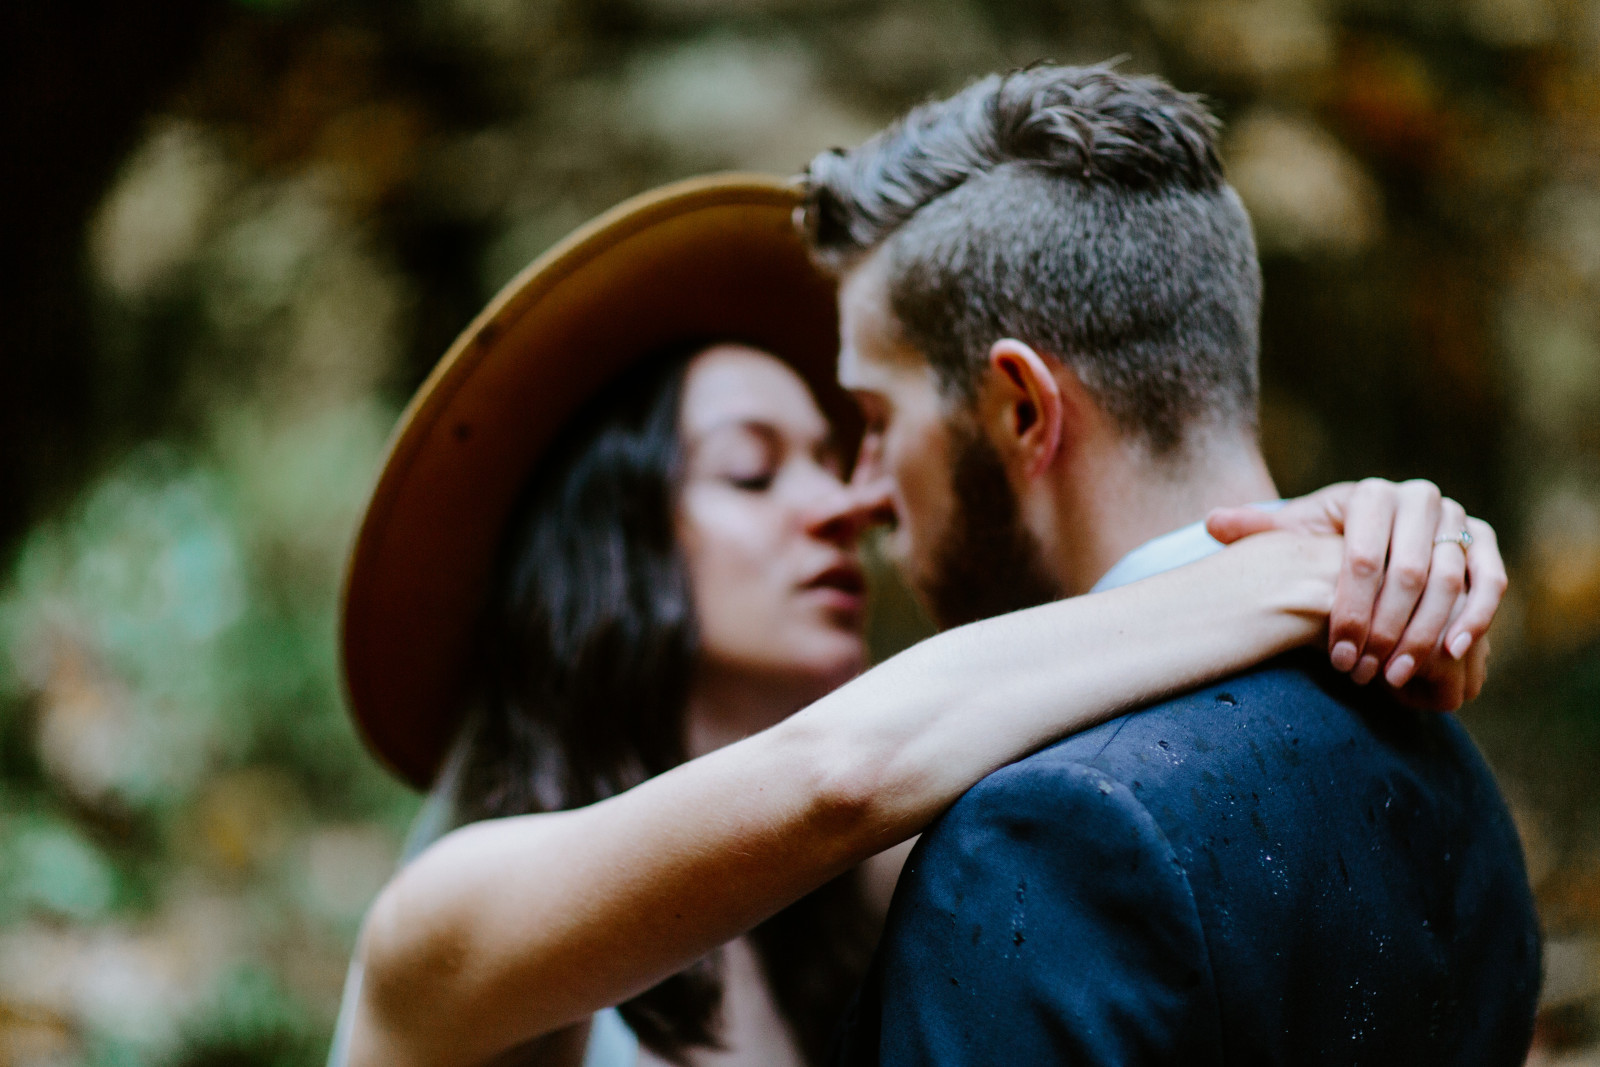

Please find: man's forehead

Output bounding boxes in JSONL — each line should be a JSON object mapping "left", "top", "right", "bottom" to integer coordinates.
{"left": 837, "top": 249, "right": 916, "bottom": 389}
{"left": 838, "top": 244, "right": 891, "bottom": 318}
{"left": 835, "top": 337, "right": 866, "bottom": 389}
{"left": 836, "top": 319, "right": 903, "bottom": 394}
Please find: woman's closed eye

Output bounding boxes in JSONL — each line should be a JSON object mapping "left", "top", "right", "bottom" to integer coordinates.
{"left": 692, "top": 421, "right": 782, "bottom": 491}
{"left": 727, "top": 469, "right": 775, "bottom": 492}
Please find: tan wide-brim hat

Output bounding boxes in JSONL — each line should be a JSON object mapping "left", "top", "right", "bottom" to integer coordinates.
{"left": 341, "top": 173, "right": 853, "bottom": 789}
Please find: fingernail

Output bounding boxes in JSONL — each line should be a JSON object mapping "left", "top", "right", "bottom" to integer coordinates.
{"left": 1352, "top": 655, "right": 1381, "bottom": 686}
{"left": 1448, "top": 632, "right": 1472, "bottom": 660}
{"left": 1385, "top": 654, "right": 1416, "bottom": 688}
{"left": 1331, "top": 641, "right": 1359, "bottom": 673}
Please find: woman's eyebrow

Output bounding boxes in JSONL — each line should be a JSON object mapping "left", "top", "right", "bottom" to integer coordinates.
{"left": 693, "top": 418, "right": 782, "bottom": 444}
{"left": 703, "top": 416, "right": 837, "bottom": 448}
{"left": 691, "top": 418, "right": 835, "bottom": 460}
{"left": 815, "top": 430, "right": 844, "bottom": 465}
{"left": 685, "top": 419, "right": 785, "bottom": 462}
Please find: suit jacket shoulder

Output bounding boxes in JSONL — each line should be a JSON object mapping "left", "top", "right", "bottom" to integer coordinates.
{"left": 841, "top": 744, "right": 1228, "bottom": 1065}
{"left": 836, "top": 655, "right": 1541, "bottom": 1067}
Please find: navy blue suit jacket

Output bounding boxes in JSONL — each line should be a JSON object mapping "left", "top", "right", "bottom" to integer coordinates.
{"left": 834, "top": 654, "right": 1541, "bottom": 1065}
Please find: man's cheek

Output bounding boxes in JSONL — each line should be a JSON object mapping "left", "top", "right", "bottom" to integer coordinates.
{"left": 878, "top": 521, "right": 914, "bottom": 568}
{"left": 894, "top": 520, "right": 932, "bottom": 577}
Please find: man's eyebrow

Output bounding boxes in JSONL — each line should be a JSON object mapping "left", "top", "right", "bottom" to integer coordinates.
{"left": 847, "top": 387, "right": 887, "bottom": 414}
{"left": 816, "top": 428, "right": 844, "bottom": 463}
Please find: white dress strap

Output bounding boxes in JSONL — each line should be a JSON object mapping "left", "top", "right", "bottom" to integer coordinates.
{"left": 325, "top": 957, "right": 364, "bottom": 1067}
{"left": 582, "top": 1008, "right": 640, "bottom": 1067}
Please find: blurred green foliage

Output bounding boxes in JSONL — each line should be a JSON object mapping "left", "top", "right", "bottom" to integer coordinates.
{"left": 2, "top": 0, "right": 1599, "bottom": 1063}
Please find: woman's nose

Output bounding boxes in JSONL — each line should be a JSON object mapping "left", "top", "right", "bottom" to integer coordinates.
{"left": 806, "top": 470, "right": 895, "bottom": 546}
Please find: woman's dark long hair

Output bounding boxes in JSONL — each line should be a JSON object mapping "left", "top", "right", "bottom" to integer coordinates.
{"left": 455, "top": 344, "right": 875, "bottom": 1065}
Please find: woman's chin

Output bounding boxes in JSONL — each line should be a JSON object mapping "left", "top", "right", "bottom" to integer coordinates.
{"left": 810, "top": 640, "right": 870, "bottom": 690}
{"left": 704, "top": 627, "right": 868, "bottom": 699}
{"left": 773, "top": 634, "right": 869, "bottom": 694}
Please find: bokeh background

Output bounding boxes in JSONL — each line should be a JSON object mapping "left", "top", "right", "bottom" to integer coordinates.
{"left": 2, "top": 0, "right": 1598, "bottom": 1064}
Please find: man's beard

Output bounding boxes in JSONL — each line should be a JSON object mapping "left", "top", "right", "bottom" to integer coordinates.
{"left": 923, "top": 422, "right": 1064, "bottom": 630}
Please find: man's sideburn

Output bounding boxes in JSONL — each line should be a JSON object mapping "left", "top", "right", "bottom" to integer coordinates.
{"left": 923, "top": 417, "right": 1063, "bottom": 630}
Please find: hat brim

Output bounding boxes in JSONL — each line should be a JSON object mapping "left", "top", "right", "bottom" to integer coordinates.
{"left": 341, "top": 173, "right": 852, "bottom": 789}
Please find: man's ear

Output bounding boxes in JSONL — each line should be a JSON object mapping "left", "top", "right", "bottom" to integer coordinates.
{"left": 986, "top": 338, "right": 1064, "bottom": 479}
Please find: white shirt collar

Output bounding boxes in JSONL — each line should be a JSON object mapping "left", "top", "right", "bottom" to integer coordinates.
{"left": 1089, "top": 501, "right": 1285, "bottom": 593}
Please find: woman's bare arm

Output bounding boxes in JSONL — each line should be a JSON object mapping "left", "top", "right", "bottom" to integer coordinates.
{"left": 349, "top": 532, "right": 1344, "bottom": 1067}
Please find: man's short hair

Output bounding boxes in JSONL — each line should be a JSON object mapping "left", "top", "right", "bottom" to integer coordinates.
{"left": 802, "top": 63, "right": 1262, "bottom": 455}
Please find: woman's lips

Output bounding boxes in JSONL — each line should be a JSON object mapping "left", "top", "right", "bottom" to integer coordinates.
{"left": 802, "top": 564, "right": 868, "bottom": 611}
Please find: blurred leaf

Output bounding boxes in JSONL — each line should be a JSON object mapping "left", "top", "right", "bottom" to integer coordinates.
{"left": 0, "top": 815, "right": 120, "bottom": 922}
{"left": 162, "top": 966, "right": 320, "bottom": 1067}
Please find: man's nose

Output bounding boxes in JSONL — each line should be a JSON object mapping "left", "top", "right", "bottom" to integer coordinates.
{"left": 807, "top": 470, "right": 895, "bottom": 546}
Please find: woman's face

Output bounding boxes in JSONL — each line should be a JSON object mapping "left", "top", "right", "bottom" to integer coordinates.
{"left": 676, "top": 344, "right": 872, "bottom": 693}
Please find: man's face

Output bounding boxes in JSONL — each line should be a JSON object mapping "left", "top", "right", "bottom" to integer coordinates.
{"left": 837, "top": 251, "right": 1063, "bottom": 629}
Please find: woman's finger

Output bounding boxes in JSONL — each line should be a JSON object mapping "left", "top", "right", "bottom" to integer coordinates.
{"left": 1346, "top": 480, "right": 1442, "bottom": 684}
{"left": 1442, "top": 516, "right": 1507, "bottom": 660}
{"left": 1205, "top": 504, "right": 1281, "bottom": 545}
{"left": 1206, "top": 483, "right": 1353, "bottom": 544}
{"left": 1329, "top": 479, "right": 1400, "bottom": 674}
{"left": 1382, "top": 498, "right": 1469, "bottom": 688}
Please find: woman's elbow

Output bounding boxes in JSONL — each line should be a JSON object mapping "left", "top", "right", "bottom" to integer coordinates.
{"left": 353, "top": 877, "right": 473, "bottom": 1059}
{"left": 356, "top": 879, "right": 413, "bottom": 990}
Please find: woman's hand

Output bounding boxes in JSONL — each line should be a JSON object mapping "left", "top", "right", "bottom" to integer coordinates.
{"left": 1206, "top": 479, "right": 1504, "bottom": 711}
